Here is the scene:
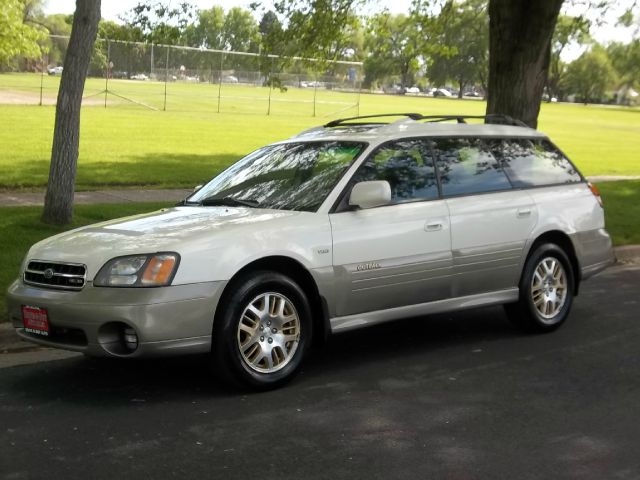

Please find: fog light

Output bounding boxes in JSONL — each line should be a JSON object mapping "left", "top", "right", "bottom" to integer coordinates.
{"left": 123, "top": 327, "right": 138, "bottom": 351}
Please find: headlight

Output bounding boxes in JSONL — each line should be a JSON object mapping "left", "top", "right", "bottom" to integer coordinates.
{"left": 94, "top": 253, "right": 180, "bottom": 287}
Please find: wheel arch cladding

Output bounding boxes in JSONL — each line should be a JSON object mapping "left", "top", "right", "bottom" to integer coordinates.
{"left": 529, "top": 230, "right": 581, "bottom": 295}
{"left": 213, "top": 255, "right": 330, "bottom": 346}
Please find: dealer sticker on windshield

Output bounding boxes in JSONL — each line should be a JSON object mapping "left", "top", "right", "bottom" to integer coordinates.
{"left": 22, "top": 305, "right": 50, "bottom": 336}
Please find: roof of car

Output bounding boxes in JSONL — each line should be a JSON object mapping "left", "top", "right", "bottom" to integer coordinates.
{"left": 289, "top": 114, "right": 547, "bottom": 143}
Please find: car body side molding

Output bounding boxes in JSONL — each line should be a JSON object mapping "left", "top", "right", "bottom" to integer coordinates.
{"left": 330, "top": 288, "right": 519, "bottom": 333}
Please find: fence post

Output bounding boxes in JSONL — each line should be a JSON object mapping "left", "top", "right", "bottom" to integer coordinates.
{"left": 217, "top": 52, "right": 223, "bottom": 113}
{"left": 104, "top": 40, "right": 110, "bottom": 108}
{"left": 313, "top": 72, "right": 318, "bottom": 117}
{"left": 267, "top": 57, "right": 274, "bottom": 116}
{"left": 163, "top": 45, "right": 169, "bottom": 111}
{"left": 39, "top": 52, "right": 45, "bottom": 106}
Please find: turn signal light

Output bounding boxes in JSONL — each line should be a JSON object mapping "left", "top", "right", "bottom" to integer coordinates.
{"left": 588, "top": 182, "right": 603, "bottom": 208}
{"left": 141, "top": 255, "right": 177, "bottom": 285}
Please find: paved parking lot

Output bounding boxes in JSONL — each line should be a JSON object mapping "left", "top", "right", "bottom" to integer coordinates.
{"left": 1, "top": 264, "right": 639, "bottom": 479}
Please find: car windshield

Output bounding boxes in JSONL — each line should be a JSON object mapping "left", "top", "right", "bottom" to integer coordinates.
{"left": 187, "top": 141, "right": 365, "bottom": 211}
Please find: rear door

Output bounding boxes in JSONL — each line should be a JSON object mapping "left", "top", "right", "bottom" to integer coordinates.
{"left": 433, "top": 137, "right": 538, "bottom": 297}
{"left": 329, "top": 139, "right": 452, "bottom": 317}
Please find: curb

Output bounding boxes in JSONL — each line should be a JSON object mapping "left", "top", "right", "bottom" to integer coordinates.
{"left": 1, "top": 245, "right": 639, "bottom": 357}
{"left": 614, "top": 245, "right": 640, "bottom": 264}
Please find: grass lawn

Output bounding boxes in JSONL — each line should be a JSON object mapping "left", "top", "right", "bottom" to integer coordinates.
{"left": 0, "top": 181, "right": 638, "bottom": 323}
{"left": 1, "top": 73, "right": 639, "bottom": 191}
{"left": 599, "top": 180, "right": 640, "bottom": 245}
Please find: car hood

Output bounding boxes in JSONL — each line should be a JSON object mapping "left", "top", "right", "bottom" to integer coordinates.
{"left": 27, "top": 206, "right": 302, "bottom": 273}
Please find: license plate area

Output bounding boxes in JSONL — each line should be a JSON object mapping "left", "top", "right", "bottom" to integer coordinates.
{"left": 22, "top": 305, "right": 50, "bottom": 336}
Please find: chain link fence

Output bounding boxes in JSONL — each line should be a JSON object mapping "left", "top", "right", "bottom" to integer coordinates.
{"left": 0, "top": 35, "right": 363, "bottom": 117}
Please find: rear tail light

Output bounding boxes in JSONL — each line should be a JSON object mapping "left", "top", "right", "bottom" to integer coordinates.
{"left": 588, "top": 182, "right": 603, "bottom": 208}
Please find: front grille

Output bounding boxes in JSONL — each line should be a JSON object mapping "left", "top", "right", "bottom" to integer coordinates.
{"left": 24, "top": 260, "right": 87, "bottom": 290}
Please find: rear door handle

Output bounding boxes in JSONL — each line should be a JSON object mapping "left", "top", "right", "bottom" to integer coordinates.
{"left": 517, "top": 208, "right": 532, "bottom": 218}
{"left": 425, "top": 222, "right": 443, "bottom": 232}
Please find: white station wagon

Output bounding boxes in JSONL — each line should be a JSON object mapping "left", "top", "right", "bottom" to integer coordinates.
{"left": 7, "top": 114, "right": 614, "bottom": 389}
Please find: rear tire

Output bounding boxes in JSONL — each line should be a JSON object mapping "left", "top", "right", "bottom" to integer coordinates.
{"left": 505, "top": 243, "right": 574, "bottom": 333}
{"left": 212, "top": 271, "right": 312, "bottom": 390}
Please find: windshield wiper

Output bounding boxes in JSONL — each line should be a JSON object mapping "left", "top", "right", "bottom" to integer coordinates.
{"left": 199, "top": 196, "right": 260, "bottom": 208}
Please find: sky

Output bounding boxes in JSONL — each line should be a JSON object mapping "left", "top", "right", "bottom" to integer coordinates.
{"left": 43, "top": 0, "right": 637, "bottom": 60}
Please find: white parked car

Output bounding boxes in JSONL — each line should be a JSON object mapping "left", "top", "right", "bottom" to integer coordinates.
{"left": 47, "top": 66, "right": 63, "bottom": 76}
{"left": 7, "top": 113, "right": 614, "bottom": 389}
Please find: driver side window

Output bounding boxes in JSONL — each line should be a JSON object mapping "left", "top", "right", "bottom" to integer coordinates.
{"left": 351, "top": 139, "right": 439, "bottom": 203}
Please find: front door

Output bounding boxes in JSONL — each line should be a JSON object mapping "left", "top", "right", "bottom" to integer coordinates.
{"left": 329, "top": 139, "right": 453, "bottom": 317}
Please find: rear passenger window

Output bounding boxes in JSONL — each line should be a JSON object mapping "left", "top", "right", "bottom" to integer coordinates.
{"left": 499, "top": 139, "right": 582, "bottom": 187}
{"left": 351, "top": 139, "right": 439, "bottom": 203}
{"left": 434, "top": 138, "right": 512, "bottom": 196}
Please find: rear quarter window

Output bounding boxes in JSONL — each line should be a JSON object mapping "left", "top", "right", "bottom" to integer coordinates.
{"left": 499, "top": 139, "right": 582, "bottom": 187}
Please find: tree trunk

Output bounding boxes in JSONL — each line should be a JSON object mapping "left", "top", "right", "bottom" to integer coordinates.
{"left": 486, "top": 0, "right": 563, "bottom": 128}
{"left": 41, "top": 0, "right": 101, "bottom": 225}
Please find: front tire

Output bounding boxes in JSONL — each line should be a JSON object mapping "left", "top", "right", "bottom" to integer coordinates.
{"left": 505, "top": 243, "right": 575, "bottom": 333}
{"left": 212, "top": 271, "right": 312, "bottom": 390}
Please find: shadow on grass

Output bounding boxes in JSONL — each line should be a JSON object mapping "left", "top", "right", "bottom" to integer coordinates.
{"left": 0, "top": 153, "right": 243, "bottom": 190}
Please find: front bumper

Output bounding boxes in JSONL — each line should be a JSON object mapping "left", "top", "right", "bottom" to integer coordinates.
{"left": 6, "top": 279, "right": 227, "bottom": 357}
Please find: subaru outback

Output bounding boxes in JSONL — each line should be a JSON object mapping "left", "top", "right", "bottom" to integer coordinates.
{"left": 7, "top": 113, "right": 614, "bottom": 389}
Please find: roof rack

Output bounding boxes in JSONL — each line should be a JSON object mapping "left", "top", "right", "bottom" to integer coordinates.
{"left": 324, "top": 113, "right": 423, "bottom": 128}
{"left": 418, "top": 114, "right": 529, "bottom": 127}
{"left": 324, "top": 113, "right": 529, "bottom": 129}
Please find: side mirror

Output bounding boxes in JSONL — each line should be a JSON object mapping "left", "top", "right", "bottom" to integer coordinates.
{"left": 193, "top": 184, "right": 203, "bottom": 192}
{"left": 349, "top": 181, "right": 391, "bottom": 209}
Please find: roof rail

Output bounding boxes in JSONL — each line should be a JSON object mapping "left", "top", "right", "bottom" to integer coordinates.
{"left": 417, "top": 114, "right": 529, "bottom": 128}
{"left": 323, "top": 113, "right": 530, "bottom": 129}
{"left": 324, "top": 113, "right": 423, "bottom": 128}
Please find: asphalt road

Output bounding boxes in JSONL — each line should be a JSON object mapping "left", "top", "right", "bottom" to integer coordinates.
{"left": 1, "top": 264, "right": 639, "bottom": 480}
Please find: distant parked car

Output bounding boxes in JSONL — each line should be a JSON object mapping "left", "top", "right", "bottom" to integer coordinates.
{"left": 47, "top": 66, "right": 63, "bottom": 76}
{"left": 404, "top": 86, "right": 420, "bottom": 94}
{"left": 222, "top": 75, "right": 239, "bottom": 83}
{"left": 464, "top": 90, "right": 482, "bottom": 98}
{"left": 131, "top": 73, "right": 148, "bottom": 81}
{"left": 433, "top": 88, "right": 452, "bottom": 97}
{"left": 383, "top": 85, "right": 403, "bottom": 95}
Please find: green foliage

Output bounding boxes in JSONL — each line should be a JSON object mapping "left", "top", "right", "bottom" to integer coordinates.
{"left": 223, "top": 7, "right": 260, "bottom": 52}
{"left": 548, "top": 14, "right": 591, "bottom": 100}
{"left": 363, "top": 13, "right": 420, "bottom": 89}
{"left": 123, "top": 1, "right": 195, "bottom": 44}
{"left": 270, "top": 0, "right": 362, "bottom": 66}
{"left": 257, "top": 10, "right": 287, "bottom": 60}
{"left": 563, "top": 45, "right": 617, "bottom": 103}
{"left": 183, "top": 5, "right": 225, "bottom": 49}
{"left": 0, "top": 0, "right": 47, "bottom": 66}
{"left": 607, "top": 40, "right": 640, "bottom": 92}
{"left": 426, "top": 0, "right": 489, "bottom": 94}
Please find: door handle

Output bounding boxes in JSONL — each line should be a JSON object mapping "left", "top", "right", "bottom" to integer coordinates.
{"left": 517, "top": 208, "right": 532, "bottom": 218}
{"left": 425, "top": 222, "right": 443, "bottom": 232}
